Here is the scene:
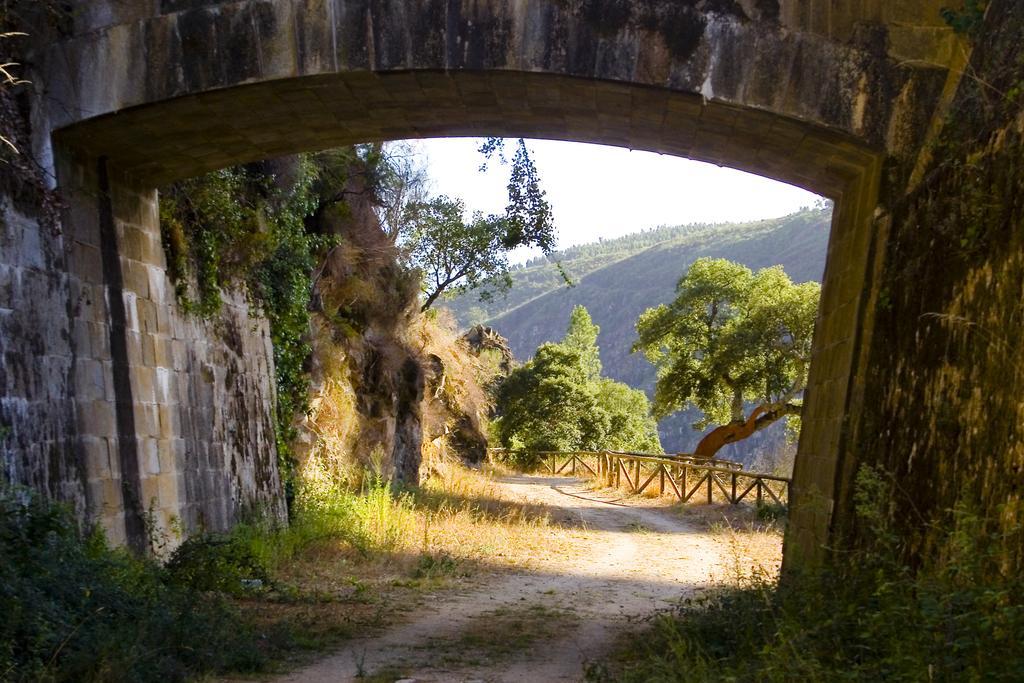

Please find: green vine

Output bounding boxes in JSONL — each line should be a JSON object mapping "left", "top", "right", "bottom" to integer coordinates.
{"left": 940, "top": 0, "right": 987, "bottom": 37}
{"left": 159, "top": 157, "right": 333, "bottom": 492}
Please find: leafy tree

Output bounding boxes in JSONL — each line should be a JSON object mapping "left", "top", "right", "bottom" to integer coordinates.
{"left": 402, "top": 138, "right": 560, "bottom": 311}
{"left": 633, "top": 257, "right": 820, "bottom": 458}
{"left": 403, "top": 196, "right": 514, "bottom": 312}
{"left": 496, "top": 139, "right": 557, "bottom": 255}
{"left": 594, "top": 378, "right": 662, "bottom": 453}
{"left": 562, "top": 305, "right": 602, "bottom": 380}
{"left": 495, "top": 306, "right": 661, "bottom": 461}
{"left": 495, "top": 343, "right": 608, "bottom": 454}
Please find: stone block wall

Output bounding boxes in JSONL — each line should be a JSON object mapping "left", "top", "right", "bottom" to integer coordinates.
{"left": 836, "top": 0, "right": 1024, "bottom": 569}
{"left": 1, "top": 140, "right": 286, "bottom": 551}
{"left": 0, "top": 189, "right": 83, "bottom": 518}
{"left": 73, "top": 153, "right": 285, "bottom": 550}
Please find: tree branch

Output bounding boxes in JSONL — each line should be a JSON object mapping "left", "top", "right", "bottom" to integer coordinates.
{"left": 751, "top": 402, "right": 802, "bottom": 433}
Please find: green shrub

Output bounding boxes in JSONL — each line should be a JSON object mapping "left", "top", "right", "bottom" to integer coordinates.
{"left": 165, "top": 533, "right": 272, "bottom": 595}
{"left": 0, "top": 489, "right": 265, "bottom": 682}
{"left": 755, "top": 501, "right": 787, "bottom": 522}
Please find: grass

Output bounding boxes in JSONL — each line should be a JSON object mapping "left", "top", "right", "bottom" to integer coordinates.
{"left": 1, "top": 458, "right": 581, "bottom": 680}
{"left": 588, "top": 467, "right": 1024, "bottom": 683}
{"left": 219, "top": 456, "right": 581, "bottom": 668}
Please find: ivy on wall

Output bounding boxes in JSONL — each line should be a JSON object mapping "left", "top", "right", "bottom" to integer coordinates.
{"left": 159, "top": 157, "right": 333, "bottom": 487}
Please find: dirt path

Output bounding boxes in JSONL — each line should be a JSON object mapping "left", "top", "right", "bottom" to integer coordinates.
{"left": 277, "top": 474, "right": 761, "bottom": 683}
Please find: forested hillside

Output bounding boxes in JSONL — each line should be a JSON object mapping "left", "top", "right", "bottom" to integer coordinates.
{"left": 443, "top": 207, "right": 831, "bottom": 460}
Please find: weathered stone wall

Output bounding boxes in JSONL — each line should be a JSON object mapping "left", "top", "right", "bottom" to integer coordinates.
{"left": 0, "top": 9, "right": 288, "bottom": 547}
{"left": 54, "top": 152, "right": 285, "bottom": 549}
{"left": 0, "top": 13, "right": 88, "bottom": 522}
{"left": 835, "top": 0, "right": 1024, "bottom": 570}
{"left": 1, "top": 114, "right": 286, "bottom": 551}
{"left": 0, "top": 182, "right": 83, "bottom": 517}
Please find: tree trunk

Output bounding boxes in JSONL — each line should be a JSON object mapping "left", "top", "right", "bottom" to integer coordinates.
{"left": 693, "top": 403, "right": 800, "bottom": 459}
{"left": 693, "top": 406, "right": 766, "bottom": 459}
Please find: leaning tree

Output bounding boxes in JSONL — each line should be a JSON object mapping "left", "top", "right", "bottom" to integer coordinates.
{"left": 633, "top": 257, "right": 820, "bottom": 459}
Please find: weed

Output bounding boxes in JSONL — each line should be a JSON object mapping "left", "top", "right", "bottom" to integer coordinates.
{"left": 591, "top": 466, "right": 1024, "bottom": 682}
{"left": 164, "top": 533, "right": 272, "bottom": 596}
{"left": 414, "top": 551, "right": 459, "bottom": 579}
{"left": 755, "top": 501, "right": 787, "bottom": 522}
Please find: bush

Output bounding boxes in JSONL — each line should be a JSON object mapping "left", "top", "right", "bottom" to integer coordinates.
{"left": 590, "top": 468, "right": 1024, "bottom": 682}
{"left": 0, "top": 489, "right": 265, "bottom": 682}
{"left": 165, "top": 533, "right": 272, "bottom": 595}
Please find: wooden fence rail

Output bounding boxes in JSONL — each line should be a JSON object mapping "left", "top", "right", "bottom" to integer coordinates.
{"left": 489, "top": 448, "right": 789, "bottom": 507}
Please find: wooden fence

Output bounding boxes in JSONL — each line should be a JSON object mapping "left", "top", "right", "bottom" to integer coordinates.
{"left": 491, "top": 449, "right": 789, "bottom": 507}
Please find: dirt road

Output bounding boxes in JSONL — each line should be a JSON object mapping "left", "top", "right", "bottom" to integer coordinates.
{"left": 277, "top": 474, "right": 769, "bottom": 683}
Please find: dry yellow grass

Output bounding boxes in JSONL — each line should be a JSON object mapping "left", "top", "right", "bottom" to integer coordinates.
{"left": 416, "top": 458, "right": 581, "bottom": 571}
{"left": 236, "top": 459, "right": 583, "bottom": 666}
{"left": 672, "top": 502, "right": 785, "bottom": 581}
{"left": 578, "top": 473, "right": 785, "bottom": 581}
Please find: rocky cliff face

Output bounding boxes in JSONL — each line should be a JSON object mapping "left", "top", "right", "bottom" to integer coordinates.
{"left": 294, "top": 156, "right": 490, "bottom": 487}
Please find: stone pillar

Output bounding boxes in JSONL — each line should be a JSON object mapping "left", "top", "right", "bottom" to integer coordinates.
{"left": 784, "top": 155, "right": 883, "bottom": 568}
{"left": 51, "top": 147, "right": 286, "bottom": 551}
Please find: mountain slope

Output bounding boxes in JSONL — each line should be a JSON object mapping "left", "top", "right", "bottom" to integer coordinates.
{"left": 444, "top": 208, "right": 831, "bottom": 458}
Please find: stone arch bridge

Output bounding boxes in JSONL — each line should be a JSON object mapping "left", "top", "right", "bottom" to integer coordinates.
{"left": 1, "top": 0, "right": 985, "bottom": 564}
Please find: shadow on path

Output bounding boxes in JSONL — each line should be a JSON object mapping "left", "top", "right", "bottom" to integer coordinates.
{"left": 269, "top": 474, "right": 767, "bottom": 683}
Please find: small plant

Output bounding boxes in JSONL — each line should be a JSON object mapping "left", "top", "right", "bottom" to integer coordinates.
{"left": 941, "top": 0, "right": 987, "bottom": 36}
{"left": 414, "top": 551, "right": 459, "bottom": 579}
{"left": 165, "top": 533, "right": 272, "bottom": 595}
{"left": 755, "top": 501, "right": 787, "bottom": 522}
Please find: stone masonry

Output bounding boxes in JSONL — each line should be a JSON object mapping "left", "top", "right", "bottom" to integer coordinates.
{"left": 2, "top": 0, "right": 970, "bottom": 562}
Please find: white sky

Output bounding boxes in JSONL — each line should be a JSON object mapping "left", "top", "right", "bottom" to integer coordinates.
{"left": 411, "top": 137, "right": 822, "bottom": 262}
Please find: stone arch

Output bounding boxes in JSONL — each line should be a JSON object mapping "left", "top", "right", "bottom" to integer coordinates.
{"left": 15, "top": 0, "right": 959, "bottom": 560}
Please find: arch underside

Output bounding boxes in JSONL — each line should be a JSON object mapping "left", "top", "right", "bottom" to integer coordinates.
{"left": 57, "top": 70, "right": 876, "bottom": 198}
